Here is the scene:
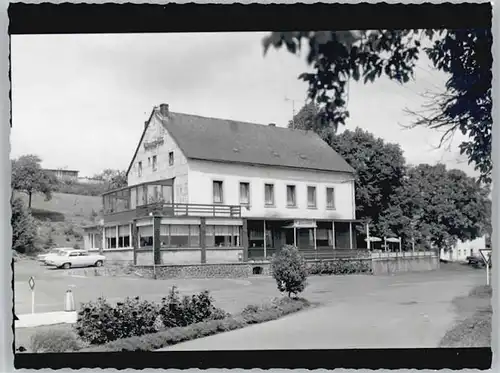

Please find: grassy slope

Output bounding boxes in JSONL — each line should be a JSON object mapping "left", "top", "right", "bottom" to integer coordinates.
{"left": 439, "top": 285, "right": 492, "bottom": 348}
{"left": 16, "top": 192, "right": 102, "bottom": 250}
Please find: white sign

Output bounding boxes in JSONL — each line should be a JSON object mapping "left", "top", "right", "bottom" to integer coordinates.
{"left": 28, "top": 276, "right": 35, "bottom": 290}
{"left": 479, "top": 249, "right": 492, "bottom": 265}
{"left": 294, "top": 220, "right": 317, "bottom": 228}
{"left": 479, "top": 249, "right": 492, "bottom": 286}
{"left": 28, "top": 276, "right": 35, "bottom": 314}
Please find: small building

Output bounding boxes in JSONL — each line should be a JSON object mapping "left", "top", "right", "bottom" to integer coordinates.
{"left": 44, "top": 168, "right": 79, "bottom": 182}
{"left": 439, "top": 236, "right": 487, "bottom": 262}
{"left": 84, "top": 103, "right": 364, "bottom": 265}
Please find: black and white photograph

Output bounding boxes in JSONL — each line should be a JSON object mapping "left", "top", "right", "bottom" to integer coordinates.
{"left": 4, "top": 1, "right": 495, "bottom": 370}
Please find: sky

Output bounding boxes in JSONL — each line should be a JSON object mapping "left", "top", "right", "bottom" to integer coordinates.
{"left": 10, "top": 32, "right": 477, "bottom": 178}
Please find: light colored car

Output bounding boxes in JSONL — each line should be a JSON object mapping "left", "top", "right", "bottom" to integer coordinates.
{"left": 45, "top": 250, "right": 106, "bottom": 269}
{"left": 37, "top": 248, "right": 78, "bottom": 264}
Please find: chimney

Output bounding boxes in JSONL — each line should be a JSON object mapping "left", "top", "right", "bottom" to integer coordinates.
{"left": 268, "top": 123, "right": 276, "bottom": 127}
{"left": 159, "top": 103, "right": 169, "bottom": 117}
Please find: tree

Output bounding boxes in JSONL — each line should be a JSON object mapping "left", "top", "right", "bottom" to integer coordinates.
{"left": 270, "top": 245, "right": 308, "bottom": 297}
{"left": 11, "top": 197, "right": 38, "bottom": 253}
{"left": 11, "top": 155, "right": 57, "bottom": 208}
{"left": 94, "top": 169, "right": 127, "bottom": 190}
{"left": 263, "top": 29, "right": 492, "bottom": 183}
{"left": 379, "top": 164, "right": 491, "bottom": 251}
{"left": 329, "top": 129, "right": 406, "bottom": 234}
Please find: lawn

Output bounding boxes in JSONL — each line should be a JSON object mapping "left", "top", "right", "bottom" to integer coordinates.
{"left": 15, "top": 192, "right": 101, "bottom": 250}
{"left": 439, "top": 285, "right": 492, "bottom": 347}
{"left": 15, "top": 323, "right": 75, "bottom": 353}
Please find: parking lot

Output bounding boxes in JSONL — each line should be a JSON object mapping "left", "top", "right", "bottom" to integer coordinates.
{"left": 14, "top": 258, "right": 484, "bottom": 315}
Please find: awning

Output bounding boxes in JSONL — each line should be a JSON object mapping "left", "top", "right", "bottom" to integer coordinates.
{"left": 386, "top": 237, "right": 401, "bottom": 243}
{"left": 365, "top": 237, "right": 382, "bottom": 242}
{"left": 283, "top": 220, "right": 317, "bottom": 229}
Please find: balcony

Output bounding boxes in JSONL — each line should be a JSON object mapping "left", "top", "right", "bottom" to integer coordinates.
{"left": 101, "top": 179, "right": 241, "bottom": 223}
{"left": 103, "top": 202, "right": 241, "bottom": 223}
{"left": 136, "top": 202, "right": 242, "bottom": 218}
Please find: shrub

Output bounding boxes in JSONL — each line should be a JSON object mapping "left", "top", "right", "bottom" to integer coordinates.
{"left": 75, "top": 296, "right": 160, "bottom": 345}
{"left": 82, "top": 297, "right": 310, "bottom": 352}
{"left": 270, "top": 245, "right": 308, "bottom": 297}
{"left": 75, "top": 288, "right": 229, "bottom": 345}
{"left": 159, "top": 287, "right": 228, "bottom": 328}
{"left": 11, "top": 197, "right": 38, "bottom": 254}
{"left": 308, "top": 259, "right": 372, "bottom": 275}
{"left": 30, "top": 328, "right": 83, "bottom": 353}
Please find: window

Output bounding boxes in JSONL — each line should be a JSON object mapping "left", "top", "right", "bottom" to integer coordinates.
{"left": 148, "top": 157, "right": 151, "bottom": 167}
{"left": 206, "top": 226, "right": 241, "bottom": 247}
{"left": 152, "top": 155, "right": 157, "bottom": 171}
{"left": 326, "top": 187, "right": 335, "bottom": 209}
{"left": 307, "top": 186, "right": 317, "bottom": 208}
{"left": 160, "top": 225, "right": 200, "bottom": 248}
{"left": 105, "top": 227, "right": 117, "bottom": 249}
{"left": 213, "top": 180, "right": 223, "bottom": 204}
{"left": 286, "top": 185, "right": 296, "bottom": 207}
{"left": 138, "top": 161, "right": 142, "bottom": 177}
{"left": 138, "top": 225, "right": 153, "bottom": 248}
{"left": 264, "top": 184, "right": 275, "bottom": 206}
{"left": 169, "top": 151, "right": 174, "bottom": 166}
{"left": 169, "top": 225, "right": 190, "bottom": 247}
{"left": 118, "top": 225, "right": 130, "bottom": 248}
{"left": 239, "top": 182, "right": 250, "bottom": 206}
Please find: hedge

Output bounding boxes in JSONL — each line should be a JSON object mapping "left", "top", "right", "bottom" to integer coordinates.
{"left": 81, "top": 297, "right": 310, "bottom": 352}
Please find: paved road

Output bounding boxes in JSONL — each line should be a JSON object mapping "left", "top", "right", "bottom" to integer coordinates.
{"left": 161, "top": 265, "right": 485, "bottom": 350}
{"left": 14, "top": 259, "right": 484, "bottom": 349}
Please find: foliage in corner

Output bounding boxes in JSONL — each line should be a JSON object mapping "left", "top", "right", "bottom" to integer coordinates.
{"left": 270, "top": 245, "right": 308, "bottom": 297}
{"left": 11, "top": 197, "right": 38, "bottom": 253}
{"left": 264, "top": 29, "right": 492, "bottom": 184}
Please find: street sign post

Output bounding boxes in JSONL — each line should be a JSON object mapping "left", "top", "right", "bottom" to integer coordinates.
{"left": 28, "top": 276, "right": 35, "bottom": 314}
{"left": 479, "top": 249, "right": 492, "bottom": 286}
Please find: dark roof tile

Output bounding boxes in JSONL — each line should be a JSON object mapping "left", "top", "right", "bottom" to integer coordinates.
{"left": 160, "top": 112, "right": 355, "bottom": 174}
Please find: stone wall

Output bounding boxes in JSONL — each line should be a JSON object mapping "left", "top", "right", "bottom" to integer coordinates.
{"left": 371, "top": 255, "right": 439, "bottom": 275}
{"left": 135, "top": 262, "right": 270, "bottom": 279}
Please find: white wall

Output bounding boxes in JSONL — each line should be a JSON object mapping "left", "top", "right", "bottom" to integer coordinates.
{"left": 188, "top": 159, "right": 356, "bottom": 220}
{"left": 127, "top": 110, "right": 189, "bottom": 203}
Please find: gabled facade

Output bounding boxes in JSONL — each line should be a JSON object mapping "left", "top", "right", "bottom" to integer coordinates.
{"left": 84, "top": 104, "right": 364, "bottom": 265}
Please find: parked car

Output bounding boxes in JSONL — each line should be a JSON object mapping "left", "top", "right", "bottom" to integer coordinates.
{"left": 45, "top": 250, "right": 106, "bottom": 269}
{"left": 37, "top": 248, "right": 77, "bottom": 264}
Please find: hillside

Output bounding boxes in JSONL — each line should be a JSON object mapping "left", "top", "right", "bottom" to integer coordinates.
{"left": 15, "top": 192, "right": 102, "bottom": 250}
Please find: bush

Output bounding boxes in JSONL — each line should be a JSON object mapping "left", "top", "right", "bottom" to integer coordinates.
{"left": 75, "top": 288, "right": 229, "bottom": 345}
{"left": 82, "top": 297, "right": 310, "bottom": 352}
{"left": 75, "top": 296, "right": 160, "bottom": 345}
{"left": 308, "top": 259, "right": 372, "bottom": 275}
{"left": 159, "top": 286, "right": 229, "bottom": 328}
{"left": 270, "top": 245, "right": 308, "bottom": 297}
{"left": 30, "top": 328, "right": 83, "bottom": 353}
{"left": 11, "top": 197, "right": 38, "bottom": 254}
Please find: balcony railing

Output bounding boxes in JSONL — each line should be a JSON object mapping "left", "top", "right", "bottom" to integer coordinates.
{"left": 104, "top": 202, "right": 242, "bottom": 221}
{"left": 137, "top": 202, "right": 241, "bottom": 218}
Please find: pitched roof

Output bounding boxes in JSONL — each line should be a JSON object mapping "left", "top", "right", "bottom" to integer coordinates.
{"left": 127, "top": 108, "right": 355, "bottom": 175}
